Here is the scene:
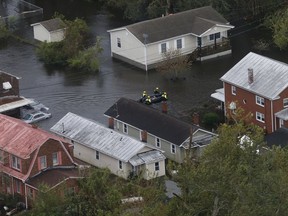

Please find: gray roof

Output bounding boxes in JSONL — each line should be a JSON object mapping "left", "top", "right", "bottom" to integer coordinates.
{"left": 33, "top": 18, "right": 65, "bottom": 32}
{"left": 50, "top": 112, "right": 150, "bottom": 162}
{"left": 104, "top": 97, "right": 200, "bottom": 146}
{"left": 129, "top": 150, "right": 166, "bottom": 166}
{"left": 265, "top": 127, "right": 288, "bottom": 148}
{"left": 110, "top": 6, "right": 232, "bottom": 44}
{"left": 221, "top": 52, "right": 288, "bottom": 100}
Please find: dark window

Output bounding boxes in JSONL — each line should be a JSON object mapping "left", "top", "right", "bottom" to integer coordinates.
{"left": 161, "top": 43, "right": 167, "bottom": 53}
{"left": 117, "top": 38, "right": 121, "bottom": 48}
{"left": 176, "top": 39, "right": 182, "bottom": 49}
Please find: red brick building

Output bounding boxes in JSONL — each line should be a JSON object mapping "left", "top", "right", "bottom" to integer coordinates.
{"left": 211, "top": 52, "right": 288, "bottom": 134}
{"left": 0, "top": 114, "right": 82, "bottom": 208}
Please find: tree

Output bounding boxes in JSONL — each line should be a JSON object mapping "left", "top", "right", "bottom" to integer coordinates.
{"left": 156, "top": 49, "right": 191, "bottom": 80}
{"left": 168, "top": 108, "right": 288, "bottom": 215}
{"left": 0, "top": 21, "right": 10, "bottom": 43}
{"left": 68, "top": 37, "right": 103, "bottom": 72}
{"left": 264, "top": 7, "right": 288, "bottom": 50}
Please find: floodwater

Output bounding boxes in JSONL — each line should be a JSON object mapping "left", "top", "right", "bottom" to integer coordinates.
{"left": 0, "top": 0, "right": 287, "bottom": 130}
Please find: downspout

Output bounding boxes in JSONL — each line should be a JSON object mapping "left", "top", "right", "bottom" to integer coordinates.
{"left": 271, "top": 99, "right": 274, "bottom": 133}
{"left": 24, "top": 183, "right": 28, "bottom": 209}
{"left": 11, "top": 176, "right": 14, "bottom": 197}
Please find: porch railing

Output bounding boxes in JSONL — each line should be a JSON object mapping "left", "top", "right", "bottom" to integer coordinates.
{"left": 191, "top": 37, "right": 231, "bottom": 60}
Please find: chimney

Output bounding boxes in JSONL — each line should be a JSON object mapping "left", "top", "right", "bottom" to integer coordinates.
{"left": 162, "top": 101, "right": 168, "bottom": 114}
{"left": 141, "top": 130, "right": 147, "bottom": 142}
{"left": 248, "top": 68, "right": 253, "bottom": 84}
{"left": 192, "top": 112, "right": 200, "bottom": 126}
{"left": 108, "top": 117, "right": 114, "bottom": 129}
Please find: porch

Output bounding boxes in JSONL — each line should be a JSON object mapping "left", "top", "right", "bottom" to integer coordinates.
{"left": 191, "top": 37, "right": 232, "bottom": 61}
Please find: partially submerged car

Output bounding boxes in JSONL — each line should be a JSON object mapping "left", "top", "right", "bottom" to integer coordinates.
{"left": 22, "top": 111, "right": 52, "bottom": 124}
{"left": 24, "top": 98, "right": 49, "bottom": 112}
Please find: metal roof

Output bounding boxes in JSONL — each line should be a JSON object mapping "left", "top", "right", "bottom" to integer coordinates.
{"left": 0, "top": 114, "right": 65, "bottom": 159}
{"left": 275, "top": 108, "right": 288, "bottom": 121}
{"left": 129, "top": 150, "right": 166, "bottom": 166}
{"left": 221, "top": 52, "right": 288, "bottom": 100}
{"left": 50, "top": 112, "right": 152, "bottom": 162}
{"left": 0, "top": 97, "right": 33, "bottom": 113}
{"left": 109, "top": 6, "right": 233, "bottom": 44}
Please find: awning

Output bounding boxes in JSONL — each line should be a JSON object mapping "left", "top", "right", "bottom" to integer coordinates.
{"left": 275, "top": 108, "right": 288, "bottom": 121}
{"left": 211, "top": 88, "right": 225, "bottom": 102}
{"left": 129, "top": 150, "right": 166, "bottom": 166}
{"left": 0, "top": 97, "right": 33, "bottom": 113}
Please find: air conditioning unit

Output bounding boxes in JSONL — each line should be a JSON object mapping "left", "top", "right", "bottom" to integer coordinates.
{"left": 2, "top": 82, "right": 12, "bottom": 90}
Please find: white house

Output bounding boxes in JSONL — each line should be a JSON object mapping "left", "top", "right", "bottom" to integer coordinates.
{"left": 50, "top": 112, "right": 166, "bottom": 180}
{"left": 108, "top": 6, "right": 234, "bottom": 71}
{"left": 31, "top": 18, "right": 66, "bottom": 42}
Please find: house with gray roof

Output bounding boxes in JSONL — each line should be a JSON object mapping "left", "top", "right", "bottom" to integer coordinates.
{"left": 211, "top": 52, "right": 288, "bottom": 134}
{"left": 104, "top": 98, "right": 217, "bottom": 163}
{"left": 31, "top": 18, "right": 66, "bottom": 42}
{"left": 108, "top": 6, "right": 234, "bottom": 71}
{"left": 50, "top": 112, "right": 166, "bottom": 180}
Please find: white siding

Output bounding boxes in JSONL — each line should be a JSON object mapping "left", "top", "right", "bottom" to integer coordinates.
{"left": 201, "top": 26, "right": 230, "bottom": 46}
{"left": 110, "top": 30, "right": 145, "bottom": 64}
{"left": 143, "top": 160, "right": 166, "bottom": 180}
{"left": 32, "top": 25, "right": 50, "bottom": 42}
{"left": 50, "top": 30, "right": 65, "bottom": 42}
{"left": 74, "top": 142, "right": 131, "bottom": 179}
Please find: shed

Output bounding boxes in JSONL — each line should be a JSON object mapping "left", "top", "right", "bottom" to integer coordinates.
{"left": 31, "top": 18, "right": 66, "bottom": 42}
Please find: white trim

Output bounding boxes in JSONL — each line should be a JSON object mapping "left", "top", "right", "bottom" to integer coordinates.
{"left": 256, "top": 111, "right": 265, "bottom": 123}
{"left": 256, "top": 95, "right": 265, "bottom": 107}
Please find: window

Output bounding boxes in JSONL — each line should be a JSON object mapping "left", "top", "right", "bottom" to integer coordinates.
{"left": 176, "top": 39, "right": 182, "bottom": 49}
{"left": 11, "top": 155, "right": 21, "bottom": 170}
{"left": 39, "top": 156, "right": 47, "bottom": 170}
{"left": 155, "top": 162, "right": 159, "bottom": 171}
{"left": 284, "top": 98, "right": 288, "bottom": 108}
{"left": 209, "top": 32, "right": 221, "bottom": 40}
{"left": 27, "top": 187, "right": 34, "bottom": 198}
{"left": 0, "top": 150, "right": 4, "bottom": 163}
{"left": 256, "top": 112, "right": 265, "bottom": 122}
{"left": 256, "top": 95, "right": 265, "bottom": 107}
{"left": 117, "top": 38, "right": 121, "bottom": 48}
{"left": 96, "top": 151, "right": 99, "bottom": 160}
{"left": 15, "top": 180, "right": 21, "bottom": 194}
{"left": 52, "top": 152, "right": 59, "bottom": 166}
{"left": 161, "top": 43, "right": 167, "bottom": 53}
{"left": 231, "top": 86, "right": 236, "bottom": 95}
{"left": 171, "top": 144, "right": 176, "bottom": 154}
{"left": 123, "top": 124, "right": 128, "bottom": 134}
{"left": 119, "top": 161, "right": 122, "bottom": 169}
{"left": 155, "top": 138, "right": 161, "bottom": 148}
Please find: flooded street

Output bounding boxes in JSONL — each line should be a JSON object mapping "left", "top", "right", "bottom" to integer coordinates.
{"left": 0, "top": 0, "right": 286, "bottom": 130}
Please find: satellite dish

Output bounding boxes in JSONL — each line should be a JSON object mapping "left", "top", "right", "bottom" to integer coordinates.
{"left": 229, "top": 102, "right": 236, "bottom": 110}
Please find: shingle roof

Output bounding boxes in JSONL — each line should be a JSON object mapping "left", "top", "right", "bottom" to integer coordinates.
{"left": 27, "top": 168, "right": 81, "bottom": 189}
{"left": 34, "top": 18, "right": 65, "bottom": 32}
{"left": 0, "top": 114, "right": 65, "bottom": 159}
{"left": 104, "top": 97, "right": 199, "bottom": 146}
{"left": 221, "top": 52, "right": 288, "bottom": 100}
{"left": 265, "top": 127, "right": 288, "bottom": 148}
{"left": 109, "top": 6, "right": 232, "bottom": 44}
{"left": 50, "top": 112, "right": 152, "bottom": 162}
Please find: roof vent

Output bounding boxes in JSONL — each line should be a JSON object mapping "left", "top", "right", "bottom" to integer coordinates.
{"left": 248, "top": 68, "right": 253, "bottom": 84}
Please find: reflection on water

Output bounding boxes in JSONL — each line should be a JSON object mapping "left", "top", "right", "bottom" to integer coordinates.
{"left": 1, "top": 0, "right": 287, "bottom": 130}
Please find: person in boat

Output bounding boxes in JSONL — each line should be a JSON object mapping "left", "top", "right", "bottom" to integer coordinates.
{"left": 154, "top": 87, "right": 160, "bottom": 95}
{"left": 145, "top": 95, "right": 152, "bottom": 105}
{"left": 143, "top": 90, "right": 147, "bottom": 97}
{"left": 139, "top": 90, "right": 147, "bottom": 103}
{"left": 162, "top": 91, "right": 168, "bottom": 101}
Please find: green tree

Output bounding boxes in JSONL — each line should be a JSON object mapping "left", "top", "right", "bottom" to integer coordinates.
{"left": 0, "top": 21, "right": 10, "bottom": 43}
{"left": 68, "top": 37, "right": 103, "bottom": 72}
{"left": 168, "top": 110, "right": 288, "bottom": 215}
{"left": 264, "top": 7, "right": 288, "bottom": 50}
{"left": 156, "top": 49, "right": 191, "bottom": 80}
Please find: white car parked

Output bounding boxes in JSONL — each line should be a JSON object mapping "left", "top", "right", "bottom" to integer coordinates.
{"left": 22, "top": 111, "right": 52, "bottom": 124}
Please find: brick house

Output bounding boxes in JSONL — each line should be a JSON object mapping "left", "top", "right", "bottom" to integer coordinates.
{"left": 0, "top": 114, "right": 81, "bottom": 208}
{"left": 211, "top": 52, "right": 288, "bottom": 134}
{"left": 0, "top": 70, "right": 32, "bottom": 117}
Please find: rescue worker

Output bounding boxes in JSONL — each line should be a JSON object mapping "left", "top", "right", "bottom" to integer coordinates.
{"left": 145, "top": 96, "right": 152, "bottom": 105}
{"left": 143, "top": 90, "right": 147, "bottom": 97}
{"left": 162, "top": 92, "right": 168, "bottom": 101}
{"left": 154, "top": 87, "right": 160, "bottom": 94}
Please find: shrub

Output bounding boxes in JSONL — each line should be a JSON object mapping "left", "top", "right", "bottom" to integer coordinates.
{"left": 203, "top": 112, "right": 220, "bottom": 129}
